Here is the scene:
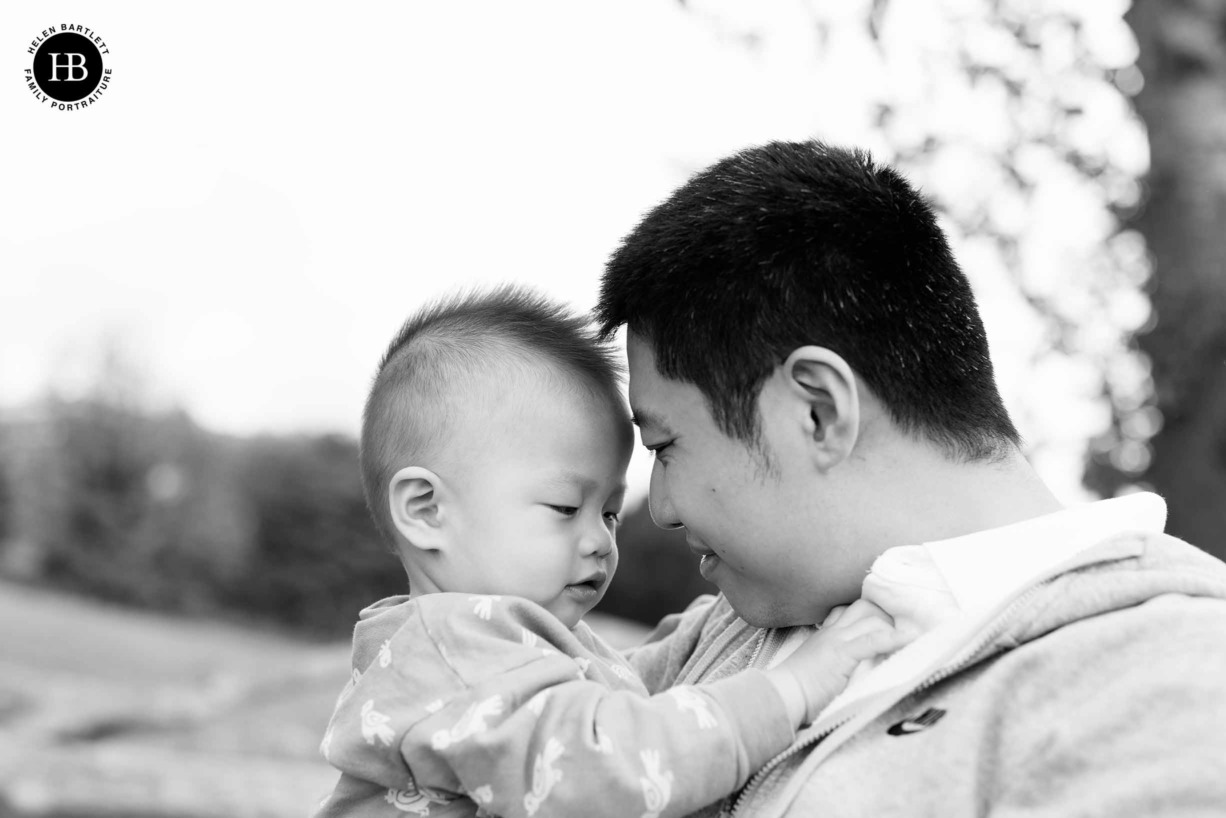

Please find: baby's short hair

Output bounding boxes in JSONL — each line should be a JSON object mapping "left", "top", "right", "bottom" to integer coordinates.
{"left": 361, "top": 285, "right": 623, "bottom": 545}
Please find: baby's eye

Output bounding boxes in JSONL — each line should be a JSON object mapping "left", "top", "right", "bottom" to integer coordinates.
{"left": 549, "top": 505, "right": 579, "bottom": 517}
{"left": 603, "top": 510, "right": 620, "bottom": 524}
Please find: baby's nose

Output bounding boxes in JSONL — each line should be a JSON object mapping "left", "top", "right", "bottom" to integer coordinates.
{"left": 581, "top": 521, "right": 614, "bottom": 557}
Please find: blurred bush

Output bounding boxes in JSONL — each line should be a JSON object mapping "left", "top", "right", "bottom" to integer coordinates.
{"left": 0, "top": 399, "right": 397, "bottom": 638}
{"left": 227, "top": 432, "right": 405, "bottom": 634}
{"left": 0, "top": 399, "right": 708, "bottom": 638}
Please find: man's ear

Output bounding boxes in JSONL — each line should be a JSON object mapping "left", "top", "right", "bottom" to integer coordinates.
{"left": 388, "top": 466, "right": 448, "bottom": 551}
{"left": 781, "top": 346, "right": 860, "bottom": 471}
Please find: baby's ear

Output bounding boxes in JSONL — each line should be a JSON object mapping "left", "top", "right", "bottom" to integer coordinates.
{"left": 389, "top": 466, "right": 447, "bottom": 551}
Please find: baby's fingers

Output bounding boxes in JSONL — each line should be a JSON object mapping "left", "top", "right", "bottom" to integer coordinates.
{"left": 821, "top": 604, "right": 849, "bottom": 628}
{"left": 842, "top": 625, "right": 911, "bottom": 661}
{"left": 831, "top": 598, "right": 895, "bottom": 630}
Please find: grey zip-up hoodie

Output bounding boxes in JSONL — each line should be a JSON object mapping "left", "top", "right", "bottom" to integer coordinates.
{"left": 627, "top": 525, "right": 1226, "bottom": 816}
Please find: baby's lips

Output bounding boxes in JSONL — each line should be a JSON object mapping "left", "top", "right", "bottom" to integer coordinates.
{"left": 574, "top": 569, "right": 608, "bottom": 587}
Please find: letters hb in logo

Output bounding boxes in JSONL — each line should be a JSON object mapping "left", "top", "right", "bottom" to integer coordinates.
{"left": 32, "top": 32, "right": 104, "bottom": 102}
{"left": 49, "top": 53, "right": 90, "bottom": 82}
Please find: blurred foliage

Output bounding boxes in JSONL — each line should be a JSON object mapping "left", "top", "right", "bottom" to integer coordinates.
{"left": 5, "top": 0, "right": 1222, "bottom": 640}
{"left": 0, "top": 398, "right": 402, "bottom": 639}
{"left": 682, "top": 0, "right": 1154, "bottom": 500}
{"left": 1092, "top": 0, "right": 1226, "bottom": 559}
{"left": 225, "top": 432, "right": 404, "bottom": 633}
{"left": 686, "top": 0, "right": 1226, "bottom": 557}
{"left": 0, "top": 396, "right": 703, "bottom": 637}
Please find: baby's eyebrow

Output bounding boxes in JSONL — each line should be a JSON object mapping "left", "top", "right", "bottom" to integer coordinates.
{"left": 546, "top": 471, "right": 628, "bottom": 498}
{"left": 545, "top": 471, "right": 597, "bottom": 492}
{"left": 554, "top": 473, "right": 595, "bottom": 493}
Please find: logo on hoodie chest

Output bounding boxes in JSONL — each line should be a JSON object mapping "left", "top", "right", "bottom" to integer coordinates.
{"left": 887, "top": 707, "right": 947, "bottom": 736}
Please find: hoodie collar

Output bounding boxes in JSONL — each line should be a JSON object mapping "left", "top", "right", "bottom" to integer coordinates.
{"left": 920, "top": 491, "right": 1167, "bottom": 620}
{"left": 825, "top": 493, "right": 1168, "bottom": 721}
{"left": 860, "top": 492, "right": 1167, "bottom": 640}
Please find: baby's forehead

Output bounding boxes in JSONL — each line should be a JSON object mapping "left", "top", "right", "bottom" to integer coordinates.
{"left": 443, "top": 355, "right": 628, "bottom": 433}
{"left": 495, "top": 350, "right": 628, "bottom": 412}
{"left": 497, "top": 363, "right": 631, "bottom": 434}
{"left": 436, "top": 375, "right": 631, "bottom": 491}
{"left": 539, "top": 364, "right": 630, "bottom": 414}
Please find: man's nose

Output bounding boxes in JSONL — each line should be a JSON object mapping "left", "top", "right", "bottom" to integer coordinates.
{"left": 648, "top": 465, "right": 683, "bottom": 530}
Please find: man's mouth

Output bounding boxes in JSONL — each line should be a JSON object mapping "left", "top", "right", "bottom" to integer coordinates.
{"left": 686, "top": 538, "right": 714, "bottom": 558}
{"left": 687, "top": 539, "right": 722, "bottom": 580}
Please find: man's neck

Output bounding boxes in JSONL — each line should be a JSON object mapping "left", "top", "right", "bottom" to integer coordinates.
{"left": 862, "top": 440, "right": 1065, "bottom": 549}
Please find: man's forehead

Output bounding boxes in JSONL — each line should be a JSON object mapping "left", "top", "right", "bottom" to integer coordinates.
{"left": 626, "top": 333, "right": 688, "bottom": 435}
{"left": 625, "top": 331, "right": 662, "bottom": 396}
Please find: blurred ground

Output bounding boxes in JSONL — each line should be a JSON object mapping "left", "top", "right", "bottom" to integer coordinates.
{"left": 0, "top": 581, "right": 650, "bottom": 817}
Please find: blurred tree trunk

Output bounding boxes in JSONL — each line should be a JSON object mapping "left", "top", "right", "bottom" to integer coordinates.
{"left": 1127, "top": 0, "right": 1226, "bottom": 559}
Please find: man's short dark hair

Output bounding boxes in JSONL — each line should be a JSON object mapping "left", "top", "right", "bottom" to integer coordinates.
{"left": 596, "top": 140, "right": 1020, "bottom": 461}
{"left": 362, "top": 285, "right": 623, "bottom": 545}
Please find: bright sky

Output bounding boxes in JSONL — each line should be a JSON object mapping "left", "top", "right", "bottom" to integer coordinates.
{"left": 2, "top": 0, "right": 1141, "bottom": 504}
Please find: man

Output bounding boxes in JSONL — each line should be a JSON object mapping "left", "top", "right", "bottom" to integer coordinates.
{"left": 597, "top": 141, "right": 1226, "bottom": 817}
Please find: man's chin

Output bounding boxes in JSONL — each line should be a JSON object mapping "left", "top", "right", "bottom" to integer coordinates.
{"left": 719, "top": 584, "right": 809, "bottom": 629}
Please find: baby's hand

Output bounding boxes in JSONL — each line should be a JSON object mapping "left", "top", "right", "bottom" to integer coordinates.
{"left": 765, "top": 599, "right": 910, "bottom": 726}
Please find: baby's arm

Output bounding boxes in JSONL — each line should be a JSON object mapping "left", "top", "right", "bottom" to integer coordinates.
{"left": 403, "top": 596, "right": 898, "bottom": 818}
{"left": 321, "top": 593, "right": 789, "bottom": 818}
{"left": 414, "top": 661, "right": 787, "bottom": 818}
{"left": 621, "top": 593, "right": 721, "bottom": 693}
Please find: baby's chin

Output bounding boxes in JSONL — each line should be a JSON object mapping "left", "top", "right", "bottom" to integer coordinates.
{"left": 548, "top": 609, "right": 584, "bottom": 629}
{"left": 549, "top": 587, "right": 605, "bottom": 628}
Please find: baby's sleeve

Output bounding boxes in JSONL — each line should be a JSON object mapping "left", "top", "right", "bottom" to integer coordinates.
{"left": 391, "top": 595, "right": 795, "bottom": 818}
{"left": 623, "top": 593, "right": 721, "bottom": 693}
{"left": 314, "top": 771, "right": 475, "bottom": 818}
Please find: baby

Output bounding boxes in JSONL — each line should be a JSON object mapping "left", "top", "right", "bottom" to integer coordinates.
{"left": 315, "top": 286, "right": 903, "bottom": 818}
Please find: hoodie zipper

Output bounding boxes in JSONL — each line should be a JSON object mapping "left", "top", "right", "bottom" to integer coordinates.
{"left": 700, "top": 626, "right": 779, "bottom": 817}
{"left": 682, "top": 617, "right": 765, "bottom": 686}
{"left": 725, "top": 578, "right": 1055, "bottom": 818}
{"left": 748, "top": 626, "right": 778, "bottom": 668}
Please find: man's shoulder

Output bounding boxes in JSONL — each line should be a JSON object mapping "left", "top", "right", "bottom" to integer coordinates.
{"left": 1134, "top": 530, "right": 1226, "bottom": 579}
{"left": 950, "top": 585, "right": 1226, "bottom": 753}
{"left": 1011, "top": 530, "right": 1226, "bottom": 649}
{"left": 1010, "top": 587, "right": 1226, "bottom": 682}
{"left": 738, "top": 591, "right": 1226, "bottom": 816}
{"left": 979, "top": 592, "right": 1226, "bottom": 806}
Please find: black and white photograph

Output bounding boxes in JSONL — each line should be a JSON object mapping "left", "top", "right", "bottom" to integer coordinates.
{"left": 3, "top": 1, "right": 1225, "bottom": 816}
